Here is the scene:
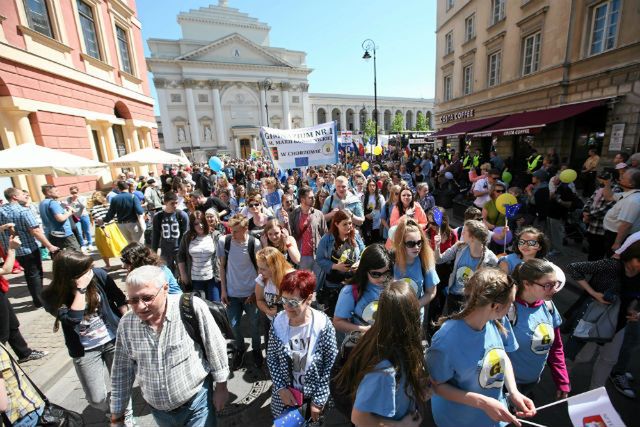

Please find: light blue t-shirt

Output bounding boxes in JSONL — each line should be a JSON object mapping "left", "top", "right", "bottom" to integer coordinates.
{"left": 334, "top": 283, "right": 383, "bottom": 325}
{"left": 380, "top": 202, "right": 394, "bottom": 239}
{"left": 39, "top": 199, "right": 73, "bottom": 237}
{"left": 393, "top": 256, "right": 439, "bottom": 319}
{"left": 510, "top": 301, "right": 562, "bottom": 385}
{"left": 449, "top": 246, "right": 482, "bottom": 296}
{"left": 498, "top": 253, "right": 522, "bottom": 275}
{"left": 354, "top": 360, "right": 414, "bottom": 421}
{"left": 162, "top": 265, "right": 182, "bottom": 295}
{"left": 427, "top": 317, "right": 518, "bottom": 427}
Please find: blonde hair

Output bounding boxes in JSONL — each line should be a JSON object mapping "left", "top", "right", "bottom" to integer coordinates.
{"left": 256, "top": 246, "right": 292, "bottom": 289}
{"left": 437, "top": 267, "right": 515, "bottom": 335}
{"left": 463, "top": 219, "right": 490, "bottom": 245}
{"left": 228, "top": 214, "right": 248, "bottom": 229}
{"left": 392, "top": 217, "right": 435, "bottom": 274}
{"left": 88, "top": 191, "right": 107, "bottom": 209}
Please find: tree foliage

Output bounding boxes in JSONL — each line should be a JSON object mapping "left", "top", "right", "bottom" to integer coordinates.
{"left": 391, "top": 112, "right": 404, "bottom": 133}
{"left": 363, "top": 118, "right": 377, "bottom": 140}
{"left": 416, "top": 112, "right": 430, "bottom": 132}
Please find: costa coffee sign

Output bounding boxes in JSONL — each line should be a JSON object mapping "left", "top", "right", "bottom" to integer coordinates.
{"left": 440, "top": 108, "right": 475, "bottom": 124}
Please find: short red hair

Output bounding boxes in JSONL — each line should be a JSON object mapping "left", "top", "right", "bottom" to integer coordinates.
{"left": 279, "top": 270, "right": 315, "bottom": 300}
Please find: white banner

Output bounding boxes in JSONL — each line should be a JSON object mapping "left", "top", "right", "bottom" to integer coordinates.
{"left": 261, "top": 122, "right": 338, "bottom": 170}
{"left": 567, "top": 387, "right": 625, "bottom": 427}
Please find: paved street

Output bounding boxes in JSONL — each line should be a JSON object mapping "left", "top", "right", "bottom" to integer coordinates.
{"left": 5, "top": 220, "right": 637, "bottom": 426}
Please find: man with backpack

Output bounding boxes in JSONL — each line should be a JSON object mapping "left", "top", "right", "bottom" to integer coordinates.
{"left": 110, "top": 265, "right": 228, "bottom": 427}
{"left": 152, "top": 192, "right": 189, "bottom": 276}
{"left": 217, "top": 214, "right": 262, "bottom": 369}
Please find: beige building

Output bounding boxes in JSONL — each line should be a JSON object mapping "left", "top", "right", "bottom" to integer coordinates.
{"left": 432, "top": 0, "right": 640, "bottom": 176}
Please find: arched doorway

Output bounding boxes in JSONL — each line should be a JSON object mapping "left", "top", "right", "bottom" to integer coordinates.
{"left": 331, "top": 108, "right": 341, "bottom": 130}
{"left": 240, "top": 138, "right": 251, "bottom": 159}
{"left": 346, "top": 108, "right": 355, "bottom": 131}
{"left": 317, "top": 108, "right": 327, "bottom": 124}
{"left": 384, "top": 110, "right": 392, "bottom": 131}
{"left": 360, "top": 108, "right": 367, "bottom": 129}
{"left": 406, "top": 110, "right": 414, "bottom": 130}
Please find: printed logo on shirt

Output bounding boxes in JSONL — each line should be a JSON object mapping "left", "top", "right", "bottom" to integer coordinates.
{"left": 401, "top": 277, "right": 420, "bottom": 295}
{"left": 456, "top": 266, "right": 473, "bottom": 287}
{"left": 362, "top": 300, "right": 379, "bottom": 324}
{"left": 478, "top": 348, "right": 506, "bottom": 389}
{"left": 531, "top": 322, "right": 554, "bottom": 355}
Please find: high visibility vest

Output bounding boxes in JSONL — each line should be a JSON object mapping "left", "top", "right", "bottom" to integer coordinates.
{"left": 527, "top": 154, "right": 542, "bottom": 171}
{"left": 462, "top": 155, "right": 471, "bottom": 169}
{"left": 472, "top": 155, "right": 480, "bottom": 168}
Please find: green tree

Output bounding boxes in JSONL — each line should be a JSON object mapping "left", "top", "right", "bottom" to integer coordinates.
{"left": 391, "top": 112, "right": 404, "bottom": 133}
{"left": 363, "top": 118, "right": 377, "bottom": 140}
{"left": 416, "top": 111, "right": 430, "bottom": 131}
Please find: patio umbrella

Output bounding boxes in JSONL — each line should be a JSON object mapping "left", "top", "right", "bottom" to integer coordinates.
{"left": 107, "top": 147, "right": 191, "bottom": 167}
{"left": 0, "top": 143, "right": 108, "bottom": 177}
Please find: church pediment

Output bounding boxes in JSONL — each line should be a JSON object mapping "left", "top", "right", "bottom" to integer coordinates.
{"left": 176, "top": 33, "right": 293, "bottom": 67}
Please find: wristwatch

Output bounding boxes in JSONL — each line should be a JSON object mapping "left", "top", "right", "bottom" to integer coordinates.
{"left": 76, "top": 287, "right": 88, "bottom": 294}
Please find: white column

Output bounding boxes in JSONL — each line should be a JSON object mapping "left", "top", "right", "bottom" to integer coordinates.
{"left": 10, "top": 111, "right": 45, "bottom": 199}
{"left": 100, "top": 122, "right": 119, "bottom": 181}
{"left": 154, "top": 79, "right": 174, "bottom": 150}
{"left": 300, "top": 83, "right": 312, "bottom": 127}
{"left": 233, "top": 136, "right": 239, "bottom": 157}
{"left": 251, "top": 135, "right": 258, "bottom": 151}
{"left": 208, "top": 80, "right": 226, "bottom": 148}
{"left": 281, "top": 82, "right": 291, "bottom": 129}
{"left": 401, "top": 110, "right": 406, "bottom": 130}
{"left": 258, "top": 81, "right": 268, "bottom": 126}
{"left": 183, "top": 79, "right": 201, "bottom": 148}
{"left": 353, "top": 107, "right": 361, "bottom": 132}
{"left": 339, "top": 107, "right": 346, "bottom": 132}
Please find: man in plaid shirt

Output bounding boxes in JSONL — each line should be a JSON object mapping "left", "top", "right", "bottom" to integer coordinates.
{"left": 0, "top": 188, "right": 58, "bottom": 308}
{"left": 109, "top": 266, "right": 229, "bottom": 426}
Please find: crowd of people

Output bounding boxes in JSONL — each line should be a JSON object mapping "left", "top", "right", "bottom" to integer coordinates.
{"left": 0, "top": 145, "right": 639, "bottom": 427}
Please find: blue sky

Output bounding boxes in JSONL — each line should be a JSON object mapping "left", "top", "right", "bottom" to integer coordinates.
{"left": 136, "top": 0, "right": 437, "bottom": 111}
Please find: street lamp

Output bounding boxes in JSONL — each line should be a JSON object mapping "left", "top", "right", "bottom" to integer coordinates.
{"left": 362, "top": 39, "right": 378, "bottom": 147}
{"left": 262, "top": 78, "right": 272, "bottom": 127}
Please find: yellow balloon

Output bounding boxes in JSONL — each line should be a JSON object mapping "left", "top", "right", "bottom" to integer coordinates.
{"left": 374, "top": 146, "right": 382, "bottom": 156}
{"left": 496, "top": 193, "right": 517, "bottom": 215}
{"left": 361, "top": 161, "right": 370, "bottom": 171}
{"left": 559, "top": 168, "right": 578, "bottom": 183}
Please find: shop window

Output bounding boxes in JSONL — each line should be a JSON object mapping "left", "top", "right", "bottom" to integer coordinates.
{"left": 24, "top": 0, "right": 53, "bottom": 38}
{"left": 522, "top": 32, "right": 541, "bottom": 76}
{"left": 115, "top": 25, "right": 132, "bottom": 74}
{"left": 113, "top": 125, "right": 127, "bottom": 157}
{"left": 588, "top": 0, "right": 620, "bottom": 56}
{"left": 491, "top": 0, "right": 505, "bottom": 25}
{"left": 77, "top": 0, "right": 101, "bottom": 60}
{"left": 443, "top": 74, "right": 453, "bottom": 101}
{"left": 487, "top": 51, "right": 501, "bottom": 87}
{"left": 444, "top": 31, "right": 454, "bottom": 55}
{"left": 465, "top": 14, "right": 476, "bottom": 42}
{"left": 462, "top": 64, "right": 473, "bottom": 95}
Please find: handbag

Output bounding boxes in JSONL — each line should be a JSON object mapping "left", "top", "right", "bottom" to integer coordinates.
{"left": 4, "top": 348, "right": 84, "bottom": 426}
{"left": 572, "top": 297, "right": 621, "bottom": 343}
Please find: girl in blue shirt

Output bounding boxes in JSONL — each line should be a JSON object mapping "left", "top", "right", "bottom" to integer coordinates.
{"left": 391, "top": 218, "right": 439, "bottom": 319}
{"left": 498, "top": 227, "right": 549, "bottom": 275}
{"left": 334, "top": 244, "right": 392, "bottom": 335}
{"left": 334, "top": 280, "right": 429, "bottom": 427}
{"left": 427, "top": 268, "right": 536, "bottom": 427}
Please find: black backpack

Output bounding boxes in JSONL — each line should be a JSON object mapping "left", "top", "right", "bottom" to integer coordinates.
{"left": 178, "top": 292, "right": 237, "bottom": 371}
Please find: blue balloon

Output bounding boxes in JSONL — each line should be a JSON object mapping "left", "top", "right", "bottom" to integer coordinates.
{"left": 208, "top": 156, "right": 223, "bottom": 172}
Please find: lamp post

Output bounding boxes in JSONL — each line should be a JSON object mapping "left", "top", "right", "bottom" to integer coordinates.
{"left": 185, "top": 121, "right": 195, "bottom": 162}
{"left": 262, "top": 78, "right": 272, "bottom": 127}
{"left": 362, "top": 39, "right": 378, "bottom": 147}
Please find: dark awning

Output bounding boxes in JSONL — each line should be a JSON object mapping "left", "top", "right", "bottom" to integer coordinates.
{"left": 468, "top": 99, "right": 608, "bottom": 137}
{"left": 429, "top": 115, "right": 509, "bottom": 139}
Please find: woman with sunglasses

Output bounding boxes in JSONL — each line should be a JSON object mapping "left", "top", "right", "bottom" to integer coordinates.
{"left": 482, "top": 182, "right": 508, "bottom": 232}
{"left": 510, "top": 259, "right": 570, "bottom": 399}
{"left": 333, "top": 244, "right": 392, "bottom": 335}
{"left": 41, "top": 250, "right": 133, "bottom": 424}
{"left": 335, "top": 280, "right": 429, "bottom": 427}
{"left": 392, "top": 218, "right": 440, "bottom": 320}
{"left": 316, "top": 210, "right": 365, "bottom": 317}
{"left": 178, "top": 210, "right": 220, "bottom": 301}
{"left": 247, "top": 194, "right": 270, "bottom": 240}
{"left": 427, "top": 268, "right": 536, "bottom": 427}
{"left": 120, "top": 242, "right": 182, "bottom": 295}
{"left": 260, "top": 218, "right": 300, "bottom": 266}
{"left": 498, "top": 227, "right": 549, "bottom": 275}
{"left": 266, "top": 270, "right": 338, "bottom": 422}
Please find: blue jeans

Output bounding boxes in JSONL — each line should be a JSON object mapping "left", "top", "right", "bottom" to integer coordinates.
{"left": 192, "top": 278, "right": 221, "bottom": 302}
{"left": 612, "top": 319, "right": 640, "bottom": 374}
{"left": 76, "top": 215, "right": 93, "bottom": 246}
{"left": 12, "top": 405, "right": 44, "bottom": 427}
{"left": 150, "top": 378, "right": 216, "bottom": 427}
{"left": 227, "top": 296, "right": 260, "bottom": 351}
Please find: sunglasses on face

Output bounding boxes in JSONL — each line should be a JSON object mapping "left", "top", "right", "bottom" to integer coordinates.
{"left": 248, "top": 203, "right": 260, "bottom": 208}
{"left": 126, "top": 286, "right": 163, "bottom": 306}
{"left": 533, "top": 280, "right": 562, "bottom": 291}
{"left": 405, "top": 240, "right": 423, "bottom": 248}
{"left": 369, "top": 269, "right": 391, "bottom": 279}
{"left": 518, "top": 239, "right": 539, "bottom": 247}
{"left": 494, "top": 189, "right": 505, "bottom": 194}
{"left": 280, "top": 296, "right": 306, "bottom": 308}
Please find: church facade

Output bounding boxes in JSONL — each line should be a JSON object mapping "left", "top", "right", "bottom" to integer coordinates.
{"left": 147, "top": 2, "right": 434, "bottom": 160}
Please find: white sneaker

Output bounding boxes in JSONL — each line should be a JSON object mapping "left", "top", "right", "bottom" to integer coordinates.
{"left": 610, "top": 373, "right": 636, "bottom": 399}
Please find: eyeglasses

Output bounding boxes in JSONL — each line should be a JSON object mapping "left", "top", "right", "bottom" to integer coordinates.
{"left": 369, "top": 269, "right": 391, "bottom": 279}
{"left": 248, "top": 203, "right": 260, "bottom": 208}
{"left": 532, "top": 280, "right": 562, "bottom": 291}
{"left": 404, "top": 240, "right": 423, "bottom": 248}
{"left": 126, "top": 286, "right": 163, "bottom": 306}
{"left": 494, "top": 189, "right": 505, "bottom": 194}
{"left": 517, "top": 239, "right": 540, "bottom": 247}
{"left": 280, "top": 296, "right": 306, "bottom": 308}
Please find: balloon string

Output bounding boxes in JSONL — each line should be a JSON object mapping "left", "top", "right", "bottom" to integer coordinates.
{"left": 503, "top": 218, "right": 508, "bottom": 254}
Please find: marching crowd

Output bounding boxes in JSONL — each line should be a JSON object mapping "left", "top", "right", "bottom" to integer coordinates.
{"left": 1, "top": 145, "right": 640, "bottom": 427}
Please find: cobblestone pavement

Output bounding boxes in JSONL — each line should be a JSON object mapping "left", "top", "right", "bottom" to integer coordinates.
{"left": 7, "top": 220, "right": 638, "bottom": 426}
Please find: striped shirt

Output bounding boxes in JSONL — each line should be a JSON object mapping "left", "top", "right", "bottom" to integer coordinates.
{"left": 90, "top": 204, "right": 115, "bottom": 225}
{"left": 189, "top": 235, "right": 215, "bottom": 281}
{"left": 110, "top": 294, "right": 229, "bottom": 415}
{"left": 0, "top": 203, "right": 40, "bottom": 256}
